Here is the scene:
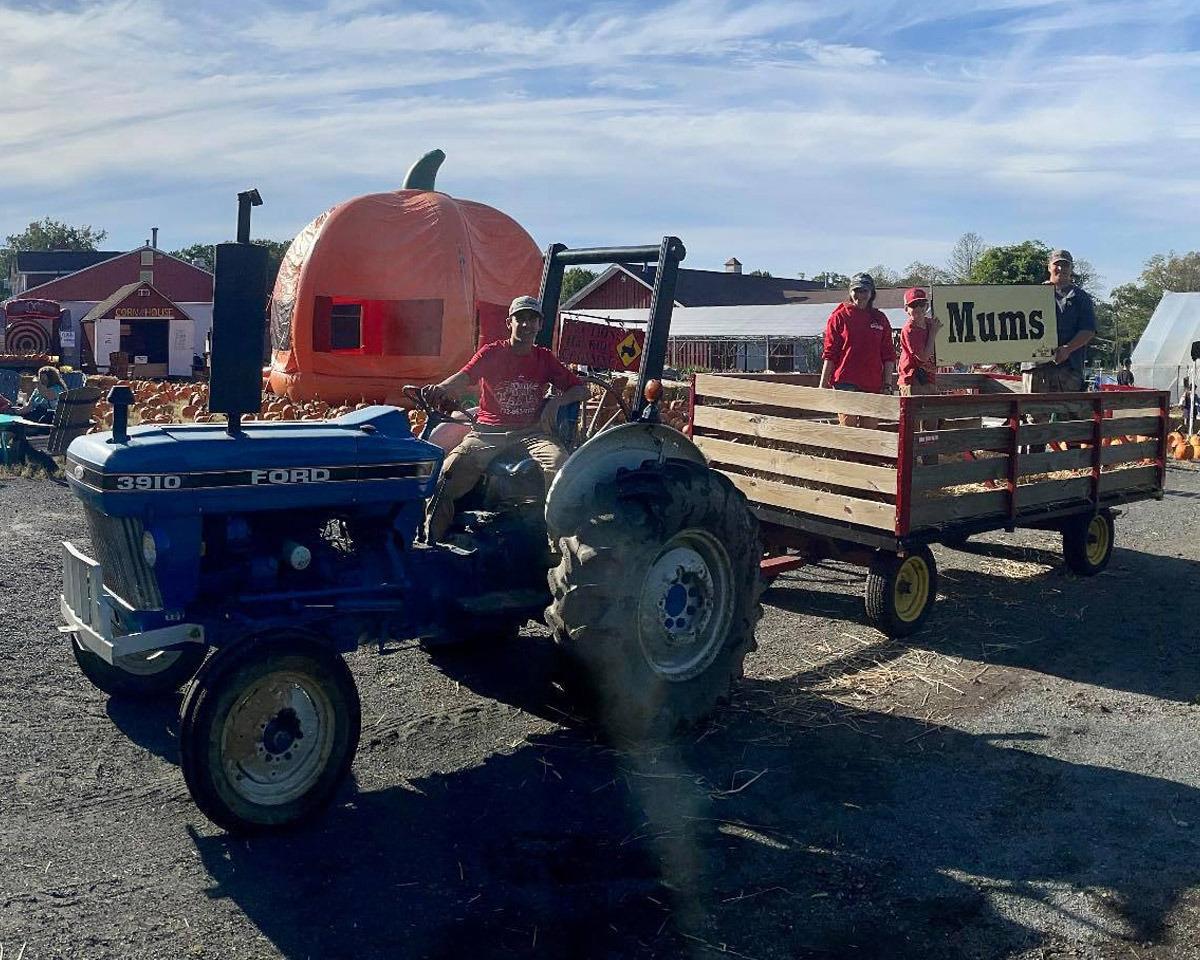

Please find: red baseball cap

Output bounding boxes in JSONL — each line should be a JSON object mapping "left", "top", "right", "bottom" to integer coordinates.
{"left": 904, "top": 287, "right": 928, "bottom": 306}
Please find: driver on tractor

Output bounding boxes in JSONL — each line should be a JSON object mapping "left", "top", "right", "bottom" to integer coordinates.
{"left": 424, "top": 295, "right": 590, "bottom": 544}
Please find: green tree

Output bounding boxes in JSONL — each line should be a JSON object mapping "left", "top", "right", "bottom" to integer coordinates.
{"left": 169, "top": 242, "right": 215, "bottom": 272}
{"left": 2, "top": 217, "right": 109, "bottom": 286}
{"left": 809, "top": 270, "right": 850, "bottom": 289}
{"left": 860, "top": 264, "right": 900, "bottom": 287}
{"left": 1141, "top": 250, "right": 1200, "bottom": 291}
{"left": 968, "top": 240, "right": 1095, "bottom": 288}
{"left": 560, "top": 267, "right": 598, "bottom": 304}
{"left": 896, "top": 261, "right": 952, "bottom": 287}
{"left": 861, "top": 262, "right": 951, "bottom": 288}
{"left": 748, "top": 269, "right": 773, "bottom": 277}
{"left": 170, "top": 238, "right": 292, "bottom": 302}
{"left": 968, "top": 240, "right": 1053, "bottom": 284}
{"left": 1100, "top": 251, "right": 1200, "bottom": 362}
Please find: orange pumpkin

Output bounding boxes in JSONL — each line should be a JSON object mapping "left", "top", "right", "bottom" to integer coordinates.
{"left": 1168, "top": 431, "right": 1183, "bottom": 447}
{"left": 1174, "top": 443, "right": 1194, "bottom": 460}
{"left": 266, "top": 149, "right": 543, "bottom": 404}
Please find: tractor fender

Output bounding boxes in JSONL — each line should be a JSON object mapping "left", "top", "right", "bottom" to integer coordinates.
{"left": 545, "top": 422, "right": 706, "bottom": 541}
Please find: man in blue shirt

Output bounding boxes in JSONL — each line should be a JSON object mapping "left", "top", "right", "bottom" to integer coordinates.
{"left": 1022, "top": 249, "right": 1096, "bottom": 395}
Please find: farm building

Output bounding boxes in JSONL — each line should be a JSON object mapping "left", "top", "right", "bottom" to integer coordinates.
{"left": 564, "top": 260, "right": 830, "bottom": 311}
{"left": 562, "top": 266, "right": 908, "bottom": 373}
{"left": 79, "top": 281, "right": 199, "bottom": 379}
{"left": 8, "top": 250, "right": 123, "bottom": 296}
{"left": 1, "top": 243, "right": 213, "bottom": 376}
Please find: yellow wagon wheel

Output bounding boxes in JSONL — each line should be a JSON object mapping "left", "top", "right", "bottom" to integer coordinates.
{"left": 865, "top": 545, "right": 938, "bottom": 638}
{"left": 1062, "top": 509, "right": 1115, "bottom": 576}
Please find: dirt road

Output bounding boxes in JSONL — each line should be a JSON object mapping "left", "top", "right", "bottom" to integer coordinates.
{"left": 2, "top": 468, "right": 1199, "bottom": 959}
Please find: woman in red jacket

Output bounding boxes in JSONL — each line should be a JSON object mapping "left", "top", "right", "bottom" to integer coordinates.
{"left": 819, "top": 273, "right": 896, "bottom": 427}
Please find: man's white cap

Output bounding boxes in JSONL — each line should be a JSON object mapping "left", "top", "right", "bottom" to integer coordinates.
{"left": 508, "top": 295, "right": 543, "bottom": 318}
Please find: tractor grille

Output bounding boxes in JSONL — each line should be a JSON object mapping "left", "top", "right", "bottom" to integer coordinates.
{"left": 83, "top": 507, "right": 163, "bottom": 610}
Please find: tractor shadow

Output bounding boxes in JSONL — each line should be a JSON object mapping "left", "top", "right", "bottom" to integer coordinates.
{"left": 188, "top": 686, "right": 1200, "bottom": 960}
{"left": 105, "top": 693, "right": 184, "bottom": 764}
{"left": 421, "top": 626, "right": 585, "bottom": 729}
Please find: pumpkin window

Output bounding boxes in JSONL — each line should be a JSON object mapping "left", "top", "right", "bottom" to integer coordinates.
{"left": 330, "top": 304, "right": 362, "bottom": 350}
{"left": 313, "top": 297, "right": 444, "bottom": 357}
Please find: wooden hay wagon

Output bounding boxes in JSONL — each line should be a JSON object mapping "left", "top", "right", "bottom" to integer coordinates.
{"left": 689, "top": 372, "right": 1168, "bottom": 637}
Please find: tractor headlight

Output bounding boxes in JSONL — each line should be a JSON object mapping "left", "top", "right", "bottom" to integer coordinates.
{"left": 142, "top": 530, "right": 158, "bottom": 567}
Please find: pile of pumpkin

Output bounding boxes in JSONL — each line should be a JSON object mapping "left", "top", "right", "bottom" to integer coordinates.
{"left": 1168, "top": 431, "right": 1200, "bottom": 461}
{"left": 82, "top": 374, "right": 691, "bottom": 438}
{"left": 608, "top": 376, "right": 691, "bottom": 433}
{"left": 86, "top": 378, "right": 429, "bottom": 435}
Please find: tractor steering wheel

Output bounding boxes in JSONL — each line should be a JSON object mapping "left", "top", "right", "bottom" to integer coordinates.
{"left": 402, "top": 385, "right": 477, "bottom": 427}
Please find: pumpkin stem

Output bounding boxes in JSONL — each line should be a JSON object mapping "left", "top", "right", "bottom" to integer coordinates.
{"left": 402, "top": 149, "right": 446, "bottom": 190}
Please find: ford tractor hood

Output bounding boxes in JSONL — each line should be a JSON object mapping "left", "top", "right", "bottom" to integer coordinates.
{"left": 65, "top": 406, "right": 443, "bottom": 518}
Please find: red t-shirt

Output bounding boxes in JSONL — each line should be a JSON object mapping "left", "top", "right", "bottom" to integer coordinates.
{"left": 898, "top": 320, "right": 937, "bottom": 385}
{"left": 462, "top": 340, "right": 583, "bottom": 427}
{"left": 822, "top": 303, "right": 896, "bottom": 394}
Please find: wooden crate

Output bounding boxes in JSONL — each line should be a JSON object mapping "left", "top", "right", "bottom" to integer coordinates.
{"left": 691, "top": 373, "right": 1168, "bottom": 545}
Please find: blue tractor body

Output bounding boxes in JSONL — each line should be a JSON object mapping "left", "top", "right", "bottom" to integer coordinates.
{"left": 66, "top": 407, "right": 440, "bottom": 620}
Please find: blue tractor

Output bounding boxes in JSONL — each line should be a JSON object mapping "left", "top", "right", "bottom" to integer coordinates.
{"left": 59, "top": 214, "right": 763, "bottom": 833}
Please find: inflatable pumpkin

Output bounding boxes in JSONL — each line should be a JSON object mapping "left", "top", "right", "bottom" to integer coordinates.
{"left": 268, "top": 150, "right": 543, "bottom": 403}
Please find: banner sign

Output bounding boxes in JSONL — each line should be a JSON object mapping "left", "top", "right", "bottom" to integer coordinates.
{"left": 115, "top": 307, "right": 178, "bottom": 319}
{"left": 932, "top": 285, "right": 1058, "bottom": 366}
{"left": 558, "top": 318, "right": 644, "bottom": 372}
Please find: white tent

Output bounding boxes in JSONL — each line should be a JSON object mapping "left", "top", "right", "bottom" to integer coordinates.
{"left": 1131, "top": 291, "right": 1200, "bottom": 400}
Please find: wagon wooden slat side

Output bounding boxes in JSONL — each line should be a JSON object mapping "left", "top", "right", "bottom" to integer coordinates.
{"left": 689, "top": 372, "right": 1169, "bottom": 638}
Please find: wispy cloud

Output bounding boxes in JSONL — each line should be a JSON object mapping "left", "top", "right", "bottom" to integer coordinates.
{"left": 1, "top": 0, "right": 1198, "bottom": 289}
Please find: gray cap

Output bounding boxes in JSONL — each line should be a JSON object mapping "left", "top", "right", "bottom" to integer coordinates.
{"left": 507, "top": 295, "right": 543, "bottom": 318}
{"left": 849, "top": 272, "right": 875, "bottom": 291}
{"left": 1049, "top": 249, "right": 1073, "bottom": 265}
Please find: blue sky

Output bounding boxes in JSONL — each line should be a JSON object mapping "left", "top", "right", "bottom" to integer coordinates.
{"left": 4, "top": 0, "right": 1199, "bottom": 295}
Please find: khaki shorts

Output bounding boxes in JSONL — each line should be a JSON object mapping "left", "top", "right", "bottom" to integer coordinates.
{"left": 1023, "top": 365, "right": 1089, "bottom": 421}
{"left": 1023, "top": 365, "right": 1084, "bottom": 394}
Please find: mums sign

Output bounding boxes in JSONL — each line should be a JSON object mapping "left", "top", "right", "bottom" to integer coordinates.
{"left": 932, "top": 285, "right": 1058, "bottom": 366}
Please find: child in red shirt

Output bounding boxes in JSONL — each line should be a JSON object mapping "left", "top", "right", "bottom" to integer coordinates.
{"left": 819, "top": 273, "right": 896, "bottom": 428}
{"left": 897, "top": 287, "right": 940, "bottom": 397}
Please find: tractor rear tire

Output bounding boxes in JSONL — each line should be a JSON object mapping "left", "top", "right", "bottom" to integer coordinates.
{"left": 545, "top": 460, "right": 762, "bottom": 742}
{"left": 71, "top": 635, "right": 206, "bottom": 699}
{"left": 179, "top": 632, "right": 361, "bottom": 834}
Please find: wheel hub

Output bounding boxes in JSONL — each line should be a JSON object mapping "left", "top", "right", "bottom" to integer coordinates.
{"left": 658, "top": 568, "right": 709, "bottom": 639}
{"left": 260, "top": 708, "right": 303, "bottom": 758}
{"left": 638, "top": 531, "right": 734, "bottom": 681}
{"left": 221, "top": 672, "right": 334, "bottom": 805}
{"left": 1085, "top": 515, "right": 1109, "bottom": 565}
{"left": 894, "top": 555, "right": 930, "bottom": 623}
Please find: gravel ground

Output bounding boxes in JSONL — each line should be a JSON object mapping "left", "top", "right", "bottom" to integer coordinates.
{"left": 2, "top": 467, "right": 1200, "bottom": 959}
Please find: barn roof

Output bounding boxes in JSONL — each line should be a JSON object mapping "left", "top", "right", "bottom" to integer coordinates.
{"left": 563, "top": 264, "right": 830, "bottom": 309}
{"left": 13, "top": 250, "right": 123, "bottom": 273}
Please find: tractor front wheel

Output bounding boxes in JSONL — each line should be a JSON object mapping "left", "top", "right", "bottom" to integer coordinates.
{"left": 71, "top": 635, "right": 206, "bottom": 699}
{"left": 546, "top": 461, "right": 762, "bottom": 742}
{"left": 179, "top": 632, "right": 361, "bottom": 834}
